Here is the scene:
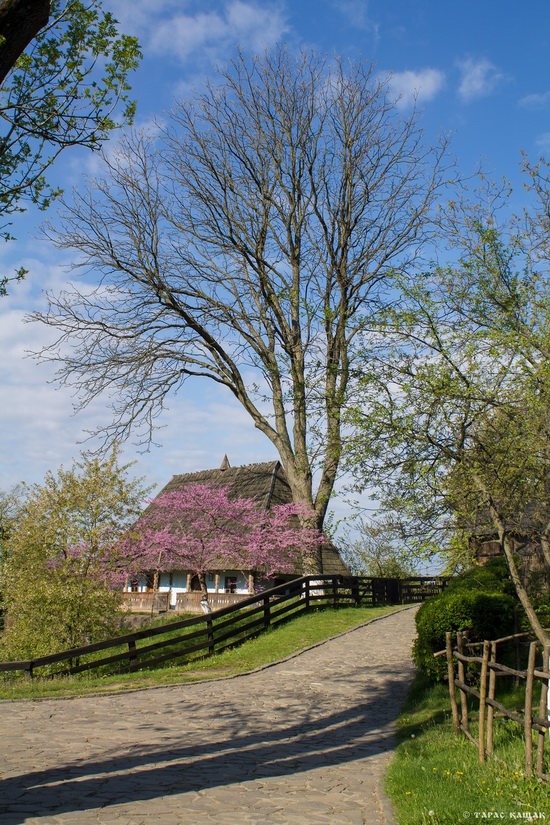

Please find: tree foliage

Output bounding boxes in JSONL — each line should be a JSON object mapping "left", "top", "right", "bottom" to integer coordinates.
{"left": 413, "top": 560, "right": 516, "bottom": 680}
{"left": 346, "top": 166, "right": 550, "bottom": 644}
{"left": 0, "top": 450, "right": 149, "bottom": 660}
{"left": 126, "top": 483, "right": 323, "bottom": 600}
{"left": 33, "top": 47, "right": 450, "bottom": 571}
{"left": 0, "top": 0, "right": 140, "bottom": 293}
{"left": 340, "top": 515, "right": 417, "bottom": 577}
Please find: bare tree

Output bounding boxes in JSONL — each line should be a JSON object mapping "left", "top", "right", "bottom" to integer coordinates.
{"left": 34, "top": 48, "right": 450, "bottom": 572}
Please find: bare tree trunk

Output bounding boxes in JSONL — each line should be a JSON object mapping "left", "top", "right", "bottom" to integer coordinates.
{"left": 500, "top": 534, "right": 549, "bottom": 647}
{"left": 473, "top": 476, "right": 550, "bottom": 648}
{"left": 540, "top": 524, "right": 550, "bottom": 576}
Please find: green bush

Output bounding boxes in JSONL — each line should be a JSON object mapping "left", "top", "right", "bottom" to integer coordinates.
{"left": 413, "top": 562, "right": 516, "bottom": 680}
{"left": 444, "top": 557, "right": 515, "bottom": 595}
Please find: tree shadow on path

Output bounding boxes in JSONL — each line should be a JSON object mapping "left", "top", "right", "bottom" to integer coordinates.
{"left": 1, "top": 662, "right": 414, "bottom": 823}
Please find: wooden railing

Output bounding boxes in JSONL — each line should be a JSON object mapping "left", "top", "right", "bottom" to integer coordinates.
{"left": 121, "top": 592, "right": 170, "bottom": 612}
{"left": 438, "top": 630, "right": 550, "bottom": 781}
{"left": 174, "top": 592, "right": 250, "bottom": 612}
{"left": 0, "top": 574, "right": 445, "bottom": 680}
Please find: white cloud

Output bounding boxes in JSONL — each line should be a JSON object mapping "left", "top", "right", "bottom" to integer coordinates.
{"left": 457, "top": 57, "right": 505, "bottom": 102}
{"left": 106, "top": 0, "right": 185, "bottom": 39}
{"left": 143, "top": 1, "right": 288, "bottom": 64}
{"left": 519, "top": 91, "right": 550, "bottom": 109}
{"left": 386, "top": 68, "right": 446, "bottom": 108}
{"left": 0, "top": 258, "right": 275, "bottom": 495}
{"left": 330, "top": 0, "right": 380, "bottom": 36}
{"left": 535, "top": 132, "right": 550, "bottom": 152}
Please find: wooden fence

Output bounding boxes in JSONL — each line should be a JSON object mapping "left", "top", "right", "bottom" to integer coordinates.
{"left": 121, "top": 575, "right": 446, "bottom": 615}
{"left": 121, "top": 592, "right": 170, "bottom": 613}
{"left": 174, "top": 591, "right": 250, "bottom": 612}
{"left": 0, "top": 574, "right": 445, "bottom": 680}
{"left": 440, "top": 630, "right": 550, "bottom": 781}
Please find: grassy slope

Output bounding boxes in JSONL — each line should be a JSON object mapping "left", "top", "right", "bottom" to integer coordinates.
{"left": 0, "top": 604, "right": 398, "bottom": 700}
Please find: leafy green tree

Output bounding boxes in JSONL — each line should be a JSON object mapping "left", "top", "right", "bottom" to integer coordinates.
{"left": 0, "top": 0, "right": 140, "bottom": 294}
{"left": 0, "top": 482, "right": 26, "bottom": 552}
{"left": 340, "top": 516, "right": 417, "bottom": 578}
{"left": 346, "top": 168, "right": 550, "bottom": 645}
{"left": 0, "top": 450, "right": 149, "bottom": 661}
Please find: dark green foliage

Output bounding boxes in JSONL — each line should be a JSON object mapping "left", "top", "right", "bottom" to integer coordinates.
{"left": 444, "top": 557, "right": 516, "bottom": 596}
{"left": 413, "top": 561, "right": 517, "bottom": 680}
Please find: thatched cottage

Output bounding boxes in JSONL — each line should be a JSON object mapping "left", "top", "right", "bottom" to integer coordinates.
{"left": 124, "top": 457, "right": 349, "bottom": 612}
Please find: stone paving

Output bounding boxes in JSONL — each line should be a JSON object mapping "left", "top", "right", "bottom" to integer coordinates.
{"left": 0, "top": 606, "right": 419, "bottom": 825}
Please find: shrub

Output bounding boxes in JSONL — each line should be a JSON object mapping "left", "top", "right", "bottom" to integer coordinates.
{"left": 413, "top": 563, "right": 516, "bottom": 680}
{"left": 444, "top": 557, "right": 515, "bottom": 596}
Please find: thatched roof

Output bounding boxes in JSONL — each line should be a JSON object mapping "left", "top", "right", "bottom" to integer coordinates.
{"left": 470, "top": 502, "right": 550, "bottom": 539}
{"left": 159, "top": 458, "right": 291, "bottom": 510}
{"left": 152, "top": 458, "right": 349, "bottom": 576}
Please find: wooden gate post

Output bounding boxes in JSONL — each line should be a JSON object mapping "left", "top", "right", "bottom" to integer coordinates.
{"left": 128, "top": 639, "right": 138, "bottom": 671}
{"left": 487, "top": 641, "right": 497, "bottom": 756}
{"left": 332, "top": 576, "right": 338, "bottom": 608}
{"left": 207, "top": 615, "right": 214, "bottom": 655}
{"left": 263, "top": 594, "right": 271, "bottom": 630}
{"left": 478, "top": 641, "right": 490, "bottom": 763}
{"left": 457, "top": 632, "right": 469, "bottom": 734}
{"left": 536, "top": 643, "right": 549, "bottom": 778}
{"left": 446, "top": 632, "right": 460, "bottom": 735}
{"left": 525, "top": 641, "right": 537, "bottom": 778}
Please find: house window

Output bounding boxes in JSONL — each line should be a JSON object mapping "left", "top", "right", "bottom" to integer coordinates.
{"left": 129, "top": 578, "right": 140, "bottom": 592}
{"left": 190, "top": 575, "right": 202, "bottom": 592}
{"left": 225, "top": 576, "right": 238, "bottom": 594}
{"left": 145, "top": 572, "right": 156, "bottom": 592}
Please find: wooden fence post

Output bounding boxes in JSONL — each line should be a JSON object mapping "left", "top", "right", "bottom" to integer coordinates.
{"left": 457, "top": 632, "right": 469, "bottom": 734}
{"left": 304, "top": 578, "right": 310, "bottom": 611}
{"left": 487, "top": 641, "right": 497, "bottom": 756}
{"left": 128, "top": 639, "right": 138, "bottom": 671}
{"left": 478, "top": 641, "right": 490, "bottom": 763}
{"left": 263, "top": 594, "right": 271, "bottom": 630}
{"left": 207, "top": 615, "right": 214, "bottom": 655}
{"left": 446, "top": 632, "right": 460, "bottom": 735}
{"left": 332, "top": 576, "right": 338, "bottom": 608}
{"left": 525, "top": 641, "right": 537, "bottom": 778}
{"left": 536, "top": 643, "right": 549, "bottom": 778}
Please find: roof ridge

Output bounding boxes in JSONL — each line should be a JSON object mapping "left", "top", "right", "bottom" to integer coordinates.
{"left": 171, "top": 459, "right": 280, "bottom": 481}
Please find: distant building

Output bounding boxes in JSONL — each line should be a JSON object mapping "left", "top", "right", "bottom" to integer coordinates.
{"left": 470, "top": 504, "right": 550, "bottom": 594}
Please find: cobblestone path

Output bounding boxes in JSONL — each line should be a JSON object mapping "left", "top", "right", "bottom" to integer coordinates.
{"left": 0, "top": 606, "right": 419, "bottom": 825}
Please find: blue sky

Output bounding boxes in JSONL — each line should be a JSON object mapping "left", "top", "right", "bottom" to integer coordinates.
{"left": 1, "top": 0, "right": 549, "bottom": 532}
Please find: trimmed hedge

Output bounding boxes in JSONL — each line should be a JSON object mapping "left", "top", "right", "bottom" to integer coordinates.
{"left": 413, "top": 560, "right": 516, "bottom": 680}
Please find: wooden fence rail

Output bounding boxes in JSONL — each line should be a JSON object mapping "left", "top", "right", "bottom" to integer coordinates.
{"left": 439, "top": 631, "right": 550, "bottom": 781}
{"left": 0, "top": 574, "right": 445, "bottom": 680}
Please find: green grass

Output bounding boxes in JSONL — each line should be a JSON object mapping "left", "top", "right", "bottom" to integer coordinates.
{"left": 385, "top": 674, "right": 550, "bottom": 824}
{"left": 0, "top": 604, "right": 399, "bottom": 700}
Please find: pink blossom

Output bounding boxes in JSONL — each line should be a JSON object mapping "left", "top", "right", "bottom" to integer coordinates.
{"left": 123, "top": 484, "right": 323, "bottom": 585}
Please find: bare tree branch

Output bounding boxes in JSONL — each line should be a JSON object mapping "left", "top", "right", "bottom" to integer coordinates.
{"left": 33, "top": 49, "right": 451, "bottom": 571}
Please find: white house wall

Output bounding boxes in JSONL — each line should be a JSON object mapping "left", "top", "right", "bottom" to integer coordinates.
{"left": 130, "top": 571, "right": 251, "bottom": 607}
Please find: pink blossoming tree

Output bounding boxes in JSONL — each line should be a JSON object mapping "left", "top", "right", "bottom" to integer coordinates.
{"left": 127, "top": 483, "right": 324, "bottom": 603}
